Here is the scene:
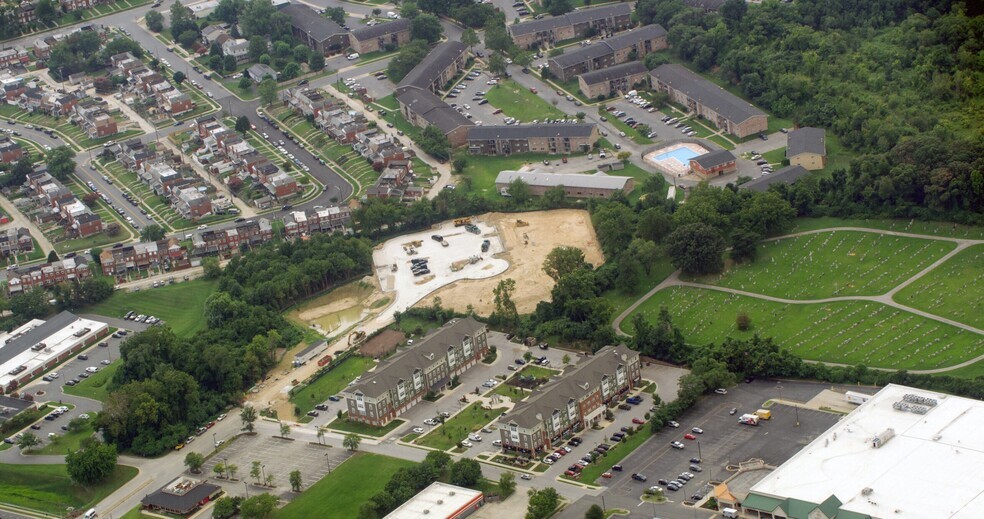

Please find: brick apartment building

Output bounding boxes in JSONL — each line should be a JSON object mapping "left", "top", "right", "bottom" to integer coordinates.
{"left": 578, "top": 61, "right": 649, "bottom": 99}
{"left": 350, "top": 18, "right": 412, "bottom": 54}
{"left": 99, "top": 238, "right": 190, "bottom": 278}
{"left": 650, "top": 63, "right": 768, "bottom": 138}
{"left": 689, "top": 149, "right": 737, "bottom": 178}
{"left": 172, "top": 187, "right": 212, "bottom": 220}
{"left": 192, "top": 218, "right": 272, "bottom": 256}
{"left": 342, "top": 318, "right": 489, "bottom": 427}
{"left": 498, "top": 345, "right": 641, "bottom": 455}
{"left": 396, "top": 88, "right": 473, "bottom": 147}
{"left": 283, "top": 206, "right": 352, "bottom": 238}
{"left": 467, "top": 124, "right": 599, "bottom": 156}
{"left": 0, "top": 227, "right": 34, "bottom": 258}
{"left": 6, "top": 257, "right": 93, "bottom": 295}
{"left": 508, "top": 3, "right": 633, "bottom": 49}
{"left": 495, "top": 169, "right": 633, "bottom": 199}
{"left": 548, "top": 24, "right": 668, "bottom": 82}
{"left": 279, "top": 2, "right": 350, "bottom": 55}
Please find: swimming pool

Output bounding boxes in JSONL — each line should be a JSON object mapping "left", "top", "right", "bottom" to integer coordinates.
{"left": 654, "top": 147, "right": 701, "bottom": 163}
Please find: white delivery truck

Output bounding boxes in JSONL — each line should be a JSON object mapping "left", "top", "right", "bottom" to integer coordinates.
{"left": 738, "top": 413, "right": 759, "bottom": 426}
{"left": 722, "top": 508, "right": 739, "bottom": 518}
{"left": 846, "top": 391, "right": 872, "bottom": 405}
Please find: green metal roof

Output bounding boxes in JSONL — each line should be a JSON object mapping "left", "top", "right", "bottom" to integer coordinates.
{"left": 818, "top": 495, "right": 844, "bottom": 518}
{"left": 741, "top": 493, "right": 785, "bottom": 513}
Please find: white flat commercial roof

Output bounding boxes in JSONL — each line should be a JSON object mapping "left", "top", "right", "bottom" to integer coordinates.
{"left": 384, "top": 482, "right": 483, "bottom": 519}
{"left": 0, "top": 313, "right": 108, "bottom": 387}
{"left": 750, "top": 383, "right": 984, "bottom": 519}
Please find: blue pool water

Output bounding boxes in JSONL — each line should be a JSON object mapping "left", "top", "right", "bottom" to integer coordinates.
{"left": 654, "top": 147, "right": 701, "bottom": 163}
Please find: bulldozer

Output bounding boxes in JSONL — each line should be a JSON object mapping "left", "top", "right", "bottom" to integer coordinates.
{"left": 516, "top": 219, "right": 529, "bottom": 227}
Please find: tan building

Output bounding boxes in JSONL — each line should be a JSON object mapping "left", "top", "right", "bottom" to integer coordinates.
{"left": 350, "top": 18, "right": 411, "bottom": 54}
{"left": 508, "top": 4, "right": 633, "bottom": 49}
{"left": 650, "top": 63, "right": 767, "bottom": 138}
{"left": 578, "top": 61, "right": 649, "bottom": 99}
{"left": 395, "top": 41, "right": 474, "bottom": 147}
{"left": 467, "top": 124, "right": 598, "bottom": 155}
{"left": 786, "top": 127, "right": 826, "bottom": 170}
{"left": 397, "top": 41, "right": 469, "bottom": 95}
{"left": 548, "top": 25, "right": 667, "bottom": 82}
{"left": 495, "top": 169, "right": 633, "bottom": 199}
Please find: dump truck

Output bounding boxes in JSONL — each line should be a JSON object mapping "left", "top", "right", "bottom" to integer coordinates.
{"left": 738, "top": 414, "right": 759, "bottom": 426}
{"left": 454, "top": 218, "right": 472, "bottom": 226}
{"left": 755, "top": 409, "right": 771, "bottom": 420}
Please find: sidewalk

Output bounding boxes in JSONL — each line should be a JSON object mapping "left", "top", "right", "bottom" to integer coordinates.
{"left": 158, "top": 139, "right": 258, "bottom": 218}
{"left": 0, "top": 195, "right": 55, "bottom": 255}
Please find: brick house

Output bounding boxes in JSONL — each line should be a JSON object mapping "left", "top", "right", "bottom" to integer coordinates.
{"left": 689, "top": 149, "right": 737, "bottom": 178}
{"left": 577, "top": 61, "right": 649, "bottom": 99}
{"left": 73, "top": 105, "right": 118, "bottom": 138}
{"left": 283, "top": 87, "right": 334, "bottom": 118}
{"left": 396, "top": 88, "right": 472, "bottom": 147}
{"left": 99, "top": 238, "right": 189, "bottom": 277}
{"left": 650, "top": 63, "right": 768, "bottom": 138}
{"left": 262, "top": 171, "right": 298, "bottom": 198}
{"left": 0, "top": 46, "right": 30, "bottom": 68}
{"left": 278, "top": 3, "right": 350, "bottom": 55}
{"left": 191, "top": 218, "right": 272, "bottom": 256}
{"left": 786, "top": 127, "right": 827, "bottom": 170}
{"left": 172, "top": 187, "right": 212, "bottom": 220}
{"left": 6, "top": 257, "right": 92, "bottom": 294}
{"left": 162, "top": 90, "right": 193, "bottom": 116}
{"left": 283, "top": 206, "right": 352, "bottom": 238}
{"left": 0, "top": 227, "right": 34, "bottom": 258}
{"left": 0, "top": 137, "right": 24, "bottom": 163}
{"left": 467, "top": 124, "right": 598, "bottom": 156}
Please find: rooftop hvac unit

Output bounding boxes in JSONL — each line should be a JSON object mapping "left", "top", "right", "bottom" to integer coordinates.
{"left": 872, "top": 428, "right": 895, "bottom": 449}
{"left": 862, "top": 488, "right": 873, "bottom": 496}
{"left": 903, "top": 394, "right": 938, "bottom": 407}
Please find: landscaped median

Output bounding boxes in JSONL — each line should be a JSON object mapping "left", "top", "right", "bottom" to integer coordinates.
{"left": 289, "top": 355, "right": 376, "bottom": 417}
{"left": 415, "top": 402, "right": 508, "bottom": 451}
{"left": 563, "top": 425, "right": 653, "bottom": 484}
{"left": 327, "top": 413, "right": 404, "bottom": 438}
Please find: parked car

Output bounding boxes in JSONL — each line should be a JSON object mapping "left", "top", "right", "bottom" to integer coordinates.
{"left": 670, "top": 441, "right": 685, "bottom": 449}
{"left": 631, "top": 473, "right": 647, "bottom": 482}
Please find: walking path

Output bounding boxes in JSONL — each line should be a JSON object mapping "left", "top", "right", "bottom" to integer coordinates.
{"left": 612, "top": 226, "right": 984, "bottom": 375}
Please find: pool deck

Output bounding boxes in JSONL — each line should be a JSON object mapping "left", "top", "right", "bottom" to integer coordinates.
{"left": 644, "top": 142, "right": 710, "bottom": 177}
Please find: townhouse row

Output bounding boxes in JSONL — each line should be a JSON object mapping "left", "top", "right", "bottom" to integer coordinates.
{"left": 26, "top": 169, "right": 103, "bottom": 238}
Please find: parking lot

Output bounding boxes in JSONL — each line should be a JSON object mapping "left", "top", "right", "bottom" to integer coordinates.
{"left": 560, "top": 380, "right": 844, "bottom": 518}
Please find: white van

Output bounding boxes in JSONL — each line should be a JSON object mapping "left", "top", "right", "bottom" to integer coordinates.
{"left": 347, "top": 53, "right": 360, "bottom": 61}
{"left": 83, "top": 509, "right": 98, "bottom": 519}
{"left": 722, "top": 508, "right": 739, "bottom": 519}
{"left": 387, "top": 11, "right": 399, "bottom": 18}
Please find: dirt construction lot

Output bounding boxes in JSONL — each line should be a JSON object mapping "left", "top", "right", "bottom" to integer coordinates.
{"left": 419, "top": 210, "right": 604, "bottom": 315}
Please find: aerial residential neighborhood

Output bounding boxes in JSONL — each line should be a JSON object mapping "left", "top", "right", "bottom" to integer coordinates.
{"left": 0, "top": 0, "right": 980, "bottom": 518}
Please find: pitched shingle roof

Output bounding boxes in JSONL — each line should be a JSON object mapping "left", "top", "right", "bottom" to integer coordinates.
{"left": 494, "top": 170, "right": 631, "bottom": 191}
{"left": 740, "top": 165, "right": 810, "bottom": 192}
{"left": 578, "top": 61, "right": 648, "bottom": 85}
{"left": 786, "top": 127, "right": 826, "bottom": 157}
{"left": 691, "top": 149, "right": 736, "bottom": 169}
{"left": 351, "top": 18, "right": 410, "bottom": 41}
{"left": 650, "top": 63, "right": 766, "bottom": 125}
{"left": 396, "top": 88, "right": 473, "bottom": 135}
{"left": 278, "top": 3, "right": 346, "bottom": 41}
{"left": 397, "top": 41, "right": 468, "bottom": 92}
{"left": 508, "top": 3, "right": 631, "bottom": 37}
{"left": 550, "top": 24, "right": 666, "bottom": 68}
{"left": 468, "top": 123, "right": 596, "bottom": 140}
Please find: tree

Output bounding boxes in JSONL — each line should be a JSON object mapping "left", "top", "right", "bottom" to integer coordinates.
{"left": 17, "top": 432, "right": 40, "bottom": 450}
{"left": 449, "top": 458, "right": 482, "bottom": 487}
{"left": 488, "top": 53, "right": 507, "bottom": 76}
{"left": 227, "top": 464, "right": 239, "bottom": 480}
{"left": 490, "top": 278, "right": 519, "bottom": 332}
{"left": 213, "top": 462, "right": 226, "bottom": 478}
{"left": 585, "top": 504, "right": 604, "bottom": 519}
{"left": 289, "top": 469, "right": 302, "bottom": 492}
{"left": 387, "top": 40, "right": 430, "bottom": 81}
{"left": 259, "top": 78, "right": 278, "bottom": 106}
{"left": 235, "top": 115, "right": 251, "bottom": 133}
{"left": 279, "top": 422, "right": 291, "bottom": 437}
{"left": 213, "top": 497, "right": 238, "bottom": 519}
{"left": 452, "top": 157, "right": 468, "bottom": 173}
{"left": 178, "top": 30, "right": 199, "bottom": 49}
{"left": 665, "top": 223, "right": 726, "bottom": 276}
{"left": 241, "top": 405, "right": 258, "bottom": 432}
{"left": 172, "top": 71, "right": 187, "bottom": 84}
{"left": 507, "top": 178, "right": 531, "bottom": 203}
{"left": 730, "top": 229, "right": 761, "bottom": 263}
{"left": 308, "top": 52, "right": 325, "bottom": 72}
{"left": 343, "top": 432, "right": 361, "bottom": 451}
{"left": 185, "top": 451, "right": 205, "bottom": 473}
{"left": 46, "top": 250, "right": 59, "bottom": 263}
{"left": 36, "top": 0, "right": 57, "bottom": 24}
{"left": 637, "top": 207, "right": 674, "bottom": 244}
{"left": 736, "top": 312, "right": 751, "bottom": 331}
{"left": 280, "top": 62, "right": 301, "bottom": 80}
{"left": 400, "top": 1, "right": 420, "bottom": 19}
{"left": 45, "top": 146, "right": 76, "bottom": 181}
{"left": 526, "top": 487, "right": 560, "bottom": 519}
{"left": 203, "top": 256, "right": 222, "bottom": 279}
{"left": 325, "top": 6, "right": 346, "bottom": 25}
{"left": 499, "top": 472, "right": 516, "bottom": 495}
{"left": 542, "top": 246, "right": 588, "bottom": 282}
{"left": 239, "top": 493, "right": 278, "bottom": 519}
{"left": 546, "top": 0, "right": 573, "bottom": 16}
{"left": 145, "top": 10, "right": 164, "bottom": 32}
{"left": 418, "top": 125, "right": 450, "bottom": 160}
{"left": 461, "top": 29, "right": 480, "bottom": 51}
{"left": 66, "top": 442, "right": 118, "bottom": 485}
{"left": 223, "top": 54, "right": 238, "bottom": 72}
{"left": 411, "top": 14, "right": 444, "bottom": 43}
{"left": 140, "top": 224, "right": 166, "bottom": 242}
{"left": 316, "top": 425, "right": 327, "bottom": 445}
{"left": 239, "top": 76, "right": 254, "bottom": 91}
{"left": 209, "top": 55, "right": 224, "bottom": 72}
{"left": 248, "top": 36, "right": 268, "bottom": 61}
{"left": 484, "top": 18, "right": 511, "bottom": 52}
{"left": 251, "top": 460, "right": 262, "bottom": 484}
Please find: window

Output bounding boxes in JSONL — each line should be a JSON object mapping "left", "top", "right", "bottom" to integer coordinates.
{"left": 413, "top": 369, "right": 422, "bottom": 390}
{"left": 355, "top": 392, "right": 366, "bottom": 412}
{"left": 616, "top": 364, "right": 626, "bottom": 386}
{"left": 447, "top": 346, "right": 457, "bottom": 367}
{"left": 567, "top": 399, "right": 577, "bottom": 421}
{"left": 463, "top": 336, "right": 473, "bottom": 357}
{"left": 397, "top": 380, "right": 406, "bottom": 401}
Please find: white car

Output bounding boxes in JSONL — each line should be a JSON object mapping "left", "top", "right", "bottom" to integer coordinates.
{"left": 424, "top": 419, "right": 437, "bottom": 426}
{"left": 492, "top": 440, "right": 502, "bottom": 446}
{"left": 85, "top": 367, "right": 98, "bottom": 373}
{"left": 667, "top": 421, "right": 680, "bottom": 428}
{"left": 670, "top": 441, "right": 685, "bottom": 449}
{"left": 49, "top": 372, "right": 59, "bottom": 379}
{"left": 217, "top": 414, "right": 227, "bottom": 421}
{"left": 412, "top": 427, "right": 424, "bottom": 434}
{"left": 78, "top": 413, "right": 90, "bottom": 420}
{"left": 461, "top": 440, "right": 473, "bottom": 448}
{"left": 691, "top": 427, "right": 703, "bottom": 434}
{"left": 542, "top": 457, "right": 555, "bottom": 465}
{"left": 715, "top": 388, "right": 728, "bottom": 395}
{"left": 469, "top": 434, "right": 482, "bottom": 442}
{"left": 521, "top": 474, "right": 532, "bottom": 480}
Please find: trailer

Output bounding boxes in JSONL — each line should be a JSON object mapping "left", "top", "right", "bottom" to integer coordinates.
{"left": 846, "top": 391, "right": 872, "bottom": 405}
{"left": 738, "top": 414, "right": 759, "bottom": 426}
{"left": 755, "top": 409, "right": 771, "bottom": 420}
{"left": 317, "top": 354, "right": 333, "bottom": 367}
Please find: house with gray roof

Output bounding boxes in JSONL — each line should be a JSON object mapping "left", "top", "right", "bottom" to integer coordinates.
{"left": 740, "top": 165, "right": 811, "bottom": 192}
{"left": 498, "top": 345, "right": 641, "bottom": 455}
{"left": 509, "top": 3, "right": 633, "bottom": 49}
{"left": 786, "top": 127, "right": 826, "bottom": 170}
{"left": 495, "top": 169, "right": 633, "bottom": 198}
{"left": 650, "top": 63, "right": 768, "bottom": 138}
{"left": 689, "top": 148, "right": 737, "bottom": 178}
{"left": 341, "top": 318, "right": 489, "bottom": 427}
{"left": 547, "top": 24, "right": 667, "bottom": 82}
{"left": 350, "top": 18, "right": 411, "bottom": 54}
{"left": 245, "top": 64, "right": 279, "bottom": 83}
{"left": 467, "top": 123, "right": 599, "bottom": 155}
{"left": 278, "top": 2, "right": 351, "bottom": 55}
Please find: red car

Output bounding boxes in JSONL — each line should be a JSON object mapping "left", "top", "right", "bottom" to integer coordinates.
{"left": 632, "top": 418, "right": 646, "bottom": 425}
{"left": 684, "top": 433, "right": 696, "bottom": 440}
{"left": 206, "top": 421, "right": 216, "bottom": 429}
{"left": 554, "top": 449, "right": 566, "bottom": 456}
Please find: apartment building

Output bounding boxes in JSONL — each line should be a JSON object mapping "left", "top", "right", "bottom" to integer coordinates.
{"left": 191, "top": 218, "right": 272, "bottom": 256}
{"left": 467, "top": 124, "right": 598, "bottom": 156}
{"left": 342, "top": 318, "right": 489, "bottom": 427}
{"left": 72, "top": 104, "right": 118, "bottom": 138}
{"left": 498, "top": 345, "right": 641, "bottom": 455}
{"left": 650, "top": 63, "right": 768, "bottom": 138}
{"left": 0, "top": 136, "right": 24, "bottom": 163}
{"left": 172, "top": 187, "right": 213, "bottom": 220}
{"left": 578, "top": 61, "right": 649, "bottom": 99}
{"left": 283, "top": 206, "right": 352, "bottom": 238}
{"left": 350, "top": 18, "right": 411, "bottom": 54}
{"left": 508, "top": 3, "right": 633, "bottom": 49}
{"left": 548, "top": 24, "right": 668, "bottom": 82}
{"left": 99, "top": 238, "right": 190, "bottom": 277}
{"left": 689, "top": 149, "right": 737, "bottom": 178}
{"left": 6, "top": 257, "right": 93, "bottom": 294}
{"left": 495, "top": 169, "right": 633, "bottom": 199}
{"left": 397, "top": 41, "right": 470, "bottom": 95}
{"left": 786, "top": 127, "right": 827, "bottom": 170}
{"left": 0, "top": 227, "right": 33, "bottom": 258}
{"left": 279, "top": 2, "right": 350, "bottom": 55}
{"left": 397, "top": 87, "right": 473, "bottom": 147}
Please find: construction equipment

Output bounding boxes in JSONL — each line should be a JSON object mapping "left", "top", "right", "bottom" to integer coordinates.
{"left": 522, "top": 233, "right": 529, "bottom": 245}
{"left": 465, "top": 224, "right": 481, "bottom": 234}
{"left": 441, "top": 240, "right": 449, "bottom": 247}
{"left": 391, "top": 263, "right": 398, "bottom": 272}
{"left": 451, "top": 256, "right": 482, "bottom": 272}
{"left": 454, "top": 218, "right": 472, "bottom": 226}
{"left": 516, "top": 220, "right": 529, "bottom": 227}
{"left": 481, "top": 239, "right": 490, "bottom": 252}
{"left": 348, "top": 331, "right": 366, "bottom": 346}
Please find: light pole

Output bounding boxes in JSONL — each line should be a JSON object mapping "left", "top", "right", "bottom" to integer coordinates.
{"left": 243, "top": 480, "right": 249, "bottom": 498}
{"left": 261, "top": 464, "right": 266, "bottom": 485}
{"left": 324, "top": 452, "right": 331, "bottom": 473}
{"left": 212, "top": 432, "right": 216, "bottom": 447}
{"left": 697, "top": 439, "right": 702, "bottom": 461}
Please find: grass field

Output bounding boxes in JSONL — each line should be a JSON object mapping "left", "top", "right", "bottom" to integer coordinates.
{"left": 787, "top": 217, "right": 984, "bottom": 240}
{"left": 600, "top": 256, "right": 676, "bottom": 319}
{"left": 0, "top": 464, "right": 137, "bottom": 516}
{"left": 895, "top": 244, "right": 984, "bottom": 330}
{"left": 627, "top": 286, "right": 984, "bottom": 371}
{"left": 276, "top": 453, "right": 414, "bottom": 519}
{"left": 486, "top": 382, "right": 529, "bottom": 401}
{"left": 86, "top": 280, "right": 219, "bottom": 337}
{"left": 326, "top": 415, "right": 404, "bottom": 437}
{"left": 415, "top": 402, "right": 507, "bottom": 451}
{"left": 63, "top": 361, "right": 120, "bottom": 402}
{"left": 29, "top": 419, "right": 97, "bottom": 456}
{"left": 485, "top": 80, "right": 566, "bottom": 122}
{"left": 572, "top": 427, "right": 653, "bottom": 484}
{"left": 455, "top": 153, "right": 588, "bottom": 199}
{"left": 290, "top": 356, "right": 376, "bottom": 416}
{"left": 518, "top": 365, "right": 561, "bottom": 380}
{"left": 691, "top": 231, "right": 956, "bottom": 299}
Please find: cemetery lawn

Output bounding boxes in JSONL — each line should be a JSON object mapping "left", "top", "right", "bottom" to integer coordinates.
{"left": 894, "top": 244, "right": 984, "bottom": 330}
{"left": 627, "top": 286, "right": 984, "bottom": 371}
{"left": 688, "top": 231, "right": 956, "bottom": 299}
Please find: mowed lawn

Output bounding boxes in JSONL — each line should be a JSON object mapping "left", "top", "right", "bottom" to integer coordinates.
{"left": 691, "top": 231, "right": 955, "bottom": 299}
{"left": 416, "top": 402, "right": 507, "bottom": 451}
{"left": 63, "top": 361, "right": 120, "bottom": 402}
{"left": 86, "top": 280, "right": 219, "bottom": 337}
{"left": 0, "top": 464, "right": 137, "bottom": 516}
{"left": 627, "top": 286, "right": 984, "bottom": 371}
{"left": 895, "top": 244, "right": 984, "bottom": 330}
{"left": 485, "top": 80, "right": 566, "bottom": 121}
{"left": 276, "top": 453, "right": 414, "bottom": 519}
{"left": 290, "top": 356, "right": 376, "bottom": 415}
